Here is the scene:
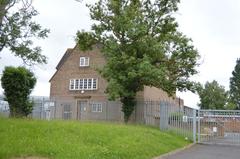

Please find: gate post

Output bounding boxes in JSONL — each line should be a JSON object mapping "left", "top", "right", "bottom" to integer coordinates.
{"left": 160, "top": 102, "right": 168, "bottom": 130}
{"left": 193, "top": 109, "right": 196, "bottom": 143}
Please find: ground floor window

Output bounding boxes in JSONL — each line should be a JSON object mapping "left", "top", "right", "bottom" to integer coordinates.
{"left": 91, "top": 102, "right": 103, "bottom": 112}
{"left": 63, "top": 104, "right": 72, "bottom": 119}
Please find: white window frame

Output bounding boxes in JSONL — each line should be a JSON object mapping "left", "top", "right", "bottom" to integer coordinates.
{"left": 83, "top": 78, "right": 88, "bottom": 89}
{"left": 69, "top": 78, "right": 98, "bottom": 91}
{"left": 88, "top": 78, "right": 92, "bottom": 90}
{"left": 91, "top": 102, "right": 103, "bottom": 112}
{"left": 69, "top": 79, "right": 75, "bottom": 90}
{"left": 79, "top": 79, "right": 83, "bottom": 89}
{"left": 79, "top": 57, "right": 90, "bottom": 67}
{"left": 75, "top": 79, "right": 79, "bottom": 90}
{"left": 93, "top": 78, "right": 97, "bottom": 90}
{"left": 63, "top": 104, "right": 72, "bottom": 120}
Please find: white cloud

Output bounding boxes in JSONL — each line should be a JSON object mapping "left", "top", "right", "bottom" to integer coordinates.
{"left": 176, "top": 0, "right": 240, "bottom": 107}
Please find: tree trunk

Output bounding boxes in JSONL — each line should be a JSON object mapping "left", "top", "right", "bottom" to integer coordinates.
{"left": 121, "top": 96, "right": 136, "bottom": 123}
{"left": 0, "top": 0, "right": 8, "bottom": 26}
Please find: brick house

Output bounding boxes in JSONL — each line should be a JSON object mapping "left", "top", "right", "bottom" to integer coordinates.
{"left": 49, "top": 44, "right": 183, "bottom": 123}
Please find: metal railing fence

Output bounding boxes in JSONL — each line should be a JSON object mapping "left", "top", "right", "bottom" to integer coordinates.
{"left": 198, "top": 110, "right": 240, "bottom": 145}
{"left": 159, "top": 102, "right": 197, "bottom": 142}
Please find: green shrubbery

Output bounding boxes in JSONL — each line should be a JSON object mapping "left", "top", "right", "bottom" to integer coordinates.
{"left": 1, "top": 66, "right": 36, "bottom": 117}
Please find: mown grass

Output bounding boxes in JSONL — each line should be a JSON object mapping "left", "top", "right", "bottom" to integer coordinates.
{"left": 0, "top": 116, "right": 190, "bottom": 159}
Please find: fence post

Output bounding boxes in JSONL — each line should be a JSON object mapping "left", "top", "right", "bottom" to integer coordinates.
{"left": 193, "top": 109, "right": 196, "bottom": 143}
{"left": 54, "top": 101, "right": 56, "bottom": 119}
{"left": 42, "top": 101, "right": 44, "bottom": 119}
{"left": 106, "top": 101, "right": 108, "bottom": 121}
{"left": 198, "top": 110, "right": 201, "bottom": 143}
{"left": 160, "top": 102, "right": 168, "bottom": 130}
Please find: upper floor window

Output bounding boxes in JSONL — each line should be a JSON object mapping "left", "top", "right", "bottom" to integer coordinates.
{"left": 69, "top": 78, "right": 98, "bottom": 90}
{"left": 69, "top": 79, "right": 74, "bottom": 90}
{"left": 80, "top": 57, "right": 89, "bottom": 67}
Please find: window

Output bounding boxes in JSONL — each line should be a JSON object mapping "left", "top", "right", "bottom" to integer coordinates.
{"left": 93, "top": 79, "right": 97, "bottom": 89}
{"left": 85, "top": 57, "right": 89, "bottom": 66}
{"left": 79, "top": 57, "right": 90, "bottom": 67}
{"left": 63, "top": 104, "right": 72, "bottom": 120}
{"left": 88, "top": 78, "right": 92, "bottom": 89}
{"left": 75, "top": 79, "right": 79, "bottom": 90}
{"left": 69, "top": 79, "right": 74, "bottom": 90}
{"left": 83, "top": 79, "right": 88, "bottom": 89}
{"left": 91, "top": 102, "right": 102, "bottom": 112}
{"left": 69, "top": 78, "right": 98, "bottom": 90}
{"left": 79, "top": 79, "right": 83, "bottom": 89}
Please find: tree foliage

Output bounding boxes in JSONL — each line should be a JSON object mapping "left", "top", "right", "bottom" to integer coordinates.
{"left": 197, "top": 80, "right": 227, "bottom": 110}
{"left": 225, "top": 101, "right": 237, "bottom": 110}
{"left": 229, "top": 58, "right": 240, "bottom": 109}
{"left": 0, "top": 0, "right": 49, "bottom": 65}
{"left": 1, "top": 66, "right": 36, "bottom": 117}
{"left": 76, "top": 0, "right": 199, "bottom": 122}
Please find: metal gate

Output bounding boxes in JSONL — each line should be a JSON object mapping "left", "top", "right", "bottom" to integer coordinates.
{"left": 160, "top": 103, "right": 197, "bottom": 143}
{"left": 198, "top": 110, "right": 240, "bottom": 145}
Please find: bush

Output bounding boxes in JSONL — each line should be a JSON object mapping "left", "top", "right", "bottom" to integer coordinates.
{"left": 1, "top": 66, "right": 36, "bottom": 117}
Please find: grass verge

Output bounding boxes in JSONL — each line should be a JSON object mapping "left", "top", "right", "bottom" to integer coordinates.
{"left": 0, "top": 117, "right": 190, "bottom": 159}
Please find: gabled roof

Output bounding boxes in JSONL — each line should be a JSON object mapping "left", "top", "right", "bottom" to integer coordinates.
{"left": 56, "top": 48, "right": 73, "bottom": 70}
{"left": 49, "top": 44, "right": 102, "bottom": 82}
{"left": 49, "top": 48, "right": 73, "bottom": 82}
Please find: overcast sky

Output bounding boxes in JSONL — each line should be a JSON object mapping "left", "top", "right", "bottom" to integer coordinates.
{"left": 1, "top": 0, "right": 240, "bottom": 108}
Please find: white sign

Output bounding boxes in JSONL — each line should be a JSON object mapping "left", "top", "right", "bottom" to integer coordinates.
{"left": 213, "top": 127, "right": 218, "bottom": 133}
{"left": 183, "top": 116, "right": 188, "bottom": 122}
{"left": 49, "top": 102, "right": 55, "bottom": 107}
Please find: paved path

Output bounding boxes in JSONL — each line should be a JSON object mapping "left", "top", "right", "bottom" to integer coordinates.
{"left": 161, "top": 144, "right": 240, "bottom": 159}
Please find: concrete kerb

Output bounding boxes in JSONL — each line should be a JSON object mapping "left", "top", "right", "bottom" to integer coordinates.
{"left": 153, "top": 143, "right": 196, "bottom": 159}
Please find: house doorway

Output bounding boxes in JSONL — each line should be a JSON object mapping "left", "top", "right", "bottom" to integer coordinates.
{"left": 77, "top": 100, "right": 88, "bottom": 120}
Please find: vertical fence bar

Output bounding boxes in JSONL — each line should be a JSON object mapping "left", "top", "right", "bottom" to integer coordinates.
{"left": 160, "top": 102, "right": 168, "bottom": 130}
{"left": 178, "top": 106, "right": 181, "bottom": 136}
{"left": 168, "top": 105, "right": 172, "bottom": 132}
{"left": 193, "top": 109, "right": 196, "bottom": 143}
{"left": 54, "top": 101, "right": 56, "bottom": 119}
{"left": 198, "top": 110, "right": 201, "bottom": 143}
{"left": 187, "top": 108, "right": 190, "bottom": 139}
{"left": 187, "top": 109, "right": 191, "bottom": 140}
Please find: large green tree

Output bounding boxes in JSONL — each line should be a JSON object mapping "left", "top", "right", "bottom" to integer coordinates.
{"left": 1, "top": 66, "right": 36, "bottom": 117}
{"left": 229, "top": 58, "right": 240, "bottom": 109}
{"left": 197, "top": 80, "right": 227, "bottom": 110}
{"left": 0, "top": 0, "right": 49, "bottom": 65}
{"left": 77, "top": 0, "right": 199, "bottom": 122}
